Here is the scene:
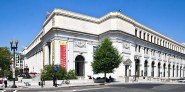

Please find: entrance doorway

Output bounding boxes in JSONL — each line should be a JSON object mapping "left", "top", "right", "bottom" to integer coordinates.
{"left": 144, "top": 60, "right": 148, "bottom": 76}
{"left": 158, "top": 62, "right": 161, "bottom": 77}
{"left": 163, "top": 63, "right": 166, "bottom": 77}
{"left": 173, "top": 65, "right": 175, "bottom": 77}
{"left": 180, "top": 66, "right": 182, "bottom": 77}
{"left": 75, "top": 55, "right": 85, "bottom": 76}
{"left": 168, "top": 64, "right": 171, "bottom": 77}
{"left": 151, "top": 61, "right": 155, "bottom": 77}
{"left": 125, "top": 65, "right": 129, "bottom": 76}
{"left": 135, "top": 59, "right": 140, "bottom": 78}
{"left": 177, "top": 65, "right": 179, "bottom": 77}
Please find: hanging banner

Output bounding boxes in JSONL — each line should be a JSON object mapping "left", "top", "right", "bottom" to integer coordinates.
{"left": 60, "top": 41, "right": 67, "bottom": 69}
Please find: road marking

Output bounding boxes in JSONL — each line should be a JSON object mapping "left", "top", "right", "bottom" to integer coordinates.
{"left": 1, "top": 90, "right": 6, "bottom": 92}
{"left": 13, "top": 90, "right": 17, "bottom": 92}
{"left": 72, "top": 87, "right": 112, "bottom": 92}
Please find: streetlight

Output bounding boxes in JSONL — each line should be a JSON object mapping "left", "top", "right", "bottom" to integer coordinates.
{"left": 10, "top": 40, "right": 18, "bottom": 88}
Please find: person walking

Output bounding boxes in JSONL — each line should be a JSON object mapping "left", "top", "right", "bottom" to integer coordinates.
{"left": 3, "top": 76, "right": 8, "bottom": 88}
{"left": 52, "top": 75, "right": 57, "bottom": 87}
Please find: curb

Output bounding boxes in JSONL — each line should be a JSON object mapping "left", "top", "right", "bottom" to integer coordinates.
{"left": 4, "top": 83, "right": 102, "bottom": 91}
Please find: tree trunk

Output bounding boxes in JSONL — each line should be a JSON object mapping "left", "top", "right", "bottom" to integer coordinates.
{"left": 104, "top": 72, "right": 106, "bottom": 83}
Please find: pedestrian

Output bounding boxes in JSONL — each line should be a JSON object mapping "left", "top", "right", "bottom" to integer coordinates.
{"left": 3, "top": 76, "right": 8, "bottom": 88}
{"left": 109, "top": 75, "right": 112, "bottom": 82}
{"left": 52, "top": 75, "right": 57, "bottom": 87}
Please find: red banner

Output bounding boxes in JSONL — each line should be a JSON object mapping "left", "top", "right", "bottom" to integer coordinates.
{"left": 60, "top": 41, "right": 67, "bottom": 69}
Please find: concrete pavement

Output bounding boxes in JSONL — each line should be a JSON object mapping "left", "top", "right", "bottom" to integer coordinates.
{"left": 2, "top": 78, "right": 185, "bottom": 91}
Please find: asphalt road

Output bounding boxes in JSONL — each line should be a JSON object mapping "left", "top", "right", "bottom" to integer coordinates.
{"left": 2, "top": 83, "right": 185, "bottom": 92}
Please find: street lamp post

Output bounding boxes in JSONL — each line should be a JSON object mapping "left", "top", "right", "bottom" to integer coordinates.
{"left": 10, "top": 40, "right": 18, "bottom": 88}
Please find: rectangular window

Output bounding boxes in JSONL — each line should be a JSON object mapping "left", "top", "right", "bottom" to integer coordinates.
{"left": 151, "top": 36, "right": 153, "bottom": 42}
{"left": 93, "top": 46, "right": 97, "bottom": 56}
{"left": 138, "top": 46, "right": 141, "bottom": 52}
{"left": 144, "top": 33, "right": 146, "bottom": 40}
{"left": 135, "top": 45, "right": 137, "bottom": 52}
{"left": 135, "top": 29, "right": 137, "bottom": 37}
{"left": 153, "top": 50, "right": 155, "bottom": 55}
{"left": 147, "top": 34, "right": 149, "bottom": 41}
{"left": 139, "top": 31, "right": 142, "bottom": 38}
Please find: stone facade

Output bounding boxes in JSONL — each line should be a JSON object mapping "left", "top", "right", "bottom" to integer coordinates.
{"left": 22, "top": 9, "right": 185, "bottom": 81}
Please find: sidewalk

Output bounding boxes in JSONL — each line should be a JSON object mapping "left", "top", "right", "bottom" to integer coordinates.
{"left": 4, "top": 79, "right": 102, "bottom": 91}
{"left": 3, "top": 79, "right": 185, "bottom": 91}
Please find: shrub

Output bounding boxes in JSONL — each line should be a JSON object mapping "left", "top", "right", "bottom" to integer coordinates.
{"left": 41, "top": 65, "right": 78, "bottom": 80}
{"left": 41, "top": 65, "right": 66, "bottom": 80}
{"left": 65, "top": 70, "right": 77, "bottom": 79}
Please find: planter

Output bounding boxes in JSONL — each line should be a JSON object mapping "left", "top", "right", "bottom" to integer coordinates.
{"left": 93, "top": 79, "right": 105, "bottom": 83}
{"left": 22, "top": 78, "right": 32, "bottom": 83}
{"left": 18, "top": 77, "right": 23, "bottom": 82}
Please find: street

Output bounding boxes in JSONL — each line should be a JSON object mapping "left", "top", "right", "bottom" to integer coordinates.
{"left": 3, "top": 83, "right": 185, "bottom": 92}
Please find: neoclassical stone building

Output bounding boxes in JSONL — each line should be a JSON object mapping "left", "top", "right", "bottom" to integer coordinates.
{"left": 22, "top": 9, "right": 185, "bottom": 81}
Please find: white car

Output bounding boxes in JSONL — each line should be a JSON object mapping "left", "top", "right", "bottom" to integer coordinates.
{"left": 0, "top": 78, "right": 5, "bottom": 90}
{"left": 178, "top": 78, "right": 185, "bottom": 83}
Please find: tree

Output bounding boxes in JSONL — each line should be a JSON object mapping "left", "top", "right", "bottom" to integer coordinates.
{"left": 92, "top": 38, "right": 122, "bottom": 82}
{"left": 0, "top": 47, "right": 12, "bottom": 76}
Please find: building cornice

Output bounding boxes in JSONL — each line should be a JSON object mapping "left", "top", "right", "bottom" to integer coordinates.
{"left": 42, "top": 8, "right": 184, "bottom": 48}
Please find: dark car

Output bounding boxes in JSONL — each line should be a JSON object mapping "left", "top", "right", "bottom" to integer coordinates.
{"left": 0, "top": 78, "right": 5, "bottom": 90}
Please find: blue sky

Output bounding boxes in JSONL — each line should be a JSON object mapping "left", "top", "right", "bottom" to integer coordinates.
{"left": 0, "top": 0, "right": 185, "bottom": 52}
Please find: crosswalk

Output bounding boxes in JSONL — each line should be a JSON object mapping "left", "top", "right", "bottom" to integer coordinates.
{"left": 1, "top": 90, "right": 17, "bottom": 92}
{"left": 152, "top": 84, "right": 183, "bottom": 90}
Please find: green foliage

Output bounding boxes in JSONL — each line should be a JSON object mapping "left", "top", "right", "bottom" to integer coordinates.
{"left": 0, "top": 47, "right": 12, "bottom": 76}
{"left": 4, "top": 70, "right": 12, "bottom": 79}
{"left": 92, "top": 38, "right": 122, "bottom": 74}
{"left": 41, "top": 65, "right": 64, "bottom": 80}
{"left": 41, "top": 65, "right": 77, "bottom": 80}
{"left": 65, "top": 70, "right": 77, "bottom": 79}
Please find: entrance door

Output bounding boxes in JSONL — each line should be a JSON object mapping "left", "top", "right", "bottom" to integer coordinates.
{"left": 135, "top": 59, "right": 140, "bottom": 80}
{"left": 168, "top": 64, "right": 171, "bottom": 77}
{"left": 151, "top": 61, "right": 155, "bottom": 77}
{"left": 125, "top": 65, "right": 129, "bottom": 82}
{"left": 144, "top": 60, "right": 148, "bottom": 76}
{"left": 158, "top": 62, "right": 161, "bottom": 77}
{"left": 75, "top": 55, "right": 85, "bottom": 76}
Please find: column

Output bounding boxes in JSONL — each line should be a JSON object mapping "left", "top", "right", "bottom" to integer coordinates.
{"left": 148, "top": 61, "right": 151, "bottom": 77}
{"left": 54, "top": 40, "right": 60, "bottom": 65}
{"left": 160, "top": 62, "right": 163, "bottom": 78}
{"left": 44, "top": 45, "right": 49, "bottom": 65}
{"left": 174, "top": 64, "right": 176, "bottom": 78}
{"left": 165, "top": 62, "right": 168, "bottom": 78}
{"left": 140, "top": 47, "right": 144, "bottom": 77}
{"left": 154, "top": 61, "right": 158, "bottom": 77}
{"left": 170, "top": 64, "right": 173, "bottom": 78}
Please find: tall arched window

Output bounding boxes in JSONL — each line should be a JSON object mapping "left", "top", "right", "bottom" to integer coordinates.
{"left": 143, "top": 33, "right": 146, "bottom": 40}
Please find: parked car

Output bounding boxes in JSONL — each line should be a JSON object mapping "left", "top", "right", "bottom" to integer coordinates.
{"left": 178, "top": 78, "right": 185, "bottom": 83}
{"left": 0, "top": 77, "right": 5, "bottom": 90}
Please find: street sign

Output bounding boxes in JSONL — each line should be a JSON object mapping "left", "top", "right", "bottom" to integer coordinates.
{"left": 54, "top": 65, "right": 58, "bottom": 72}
